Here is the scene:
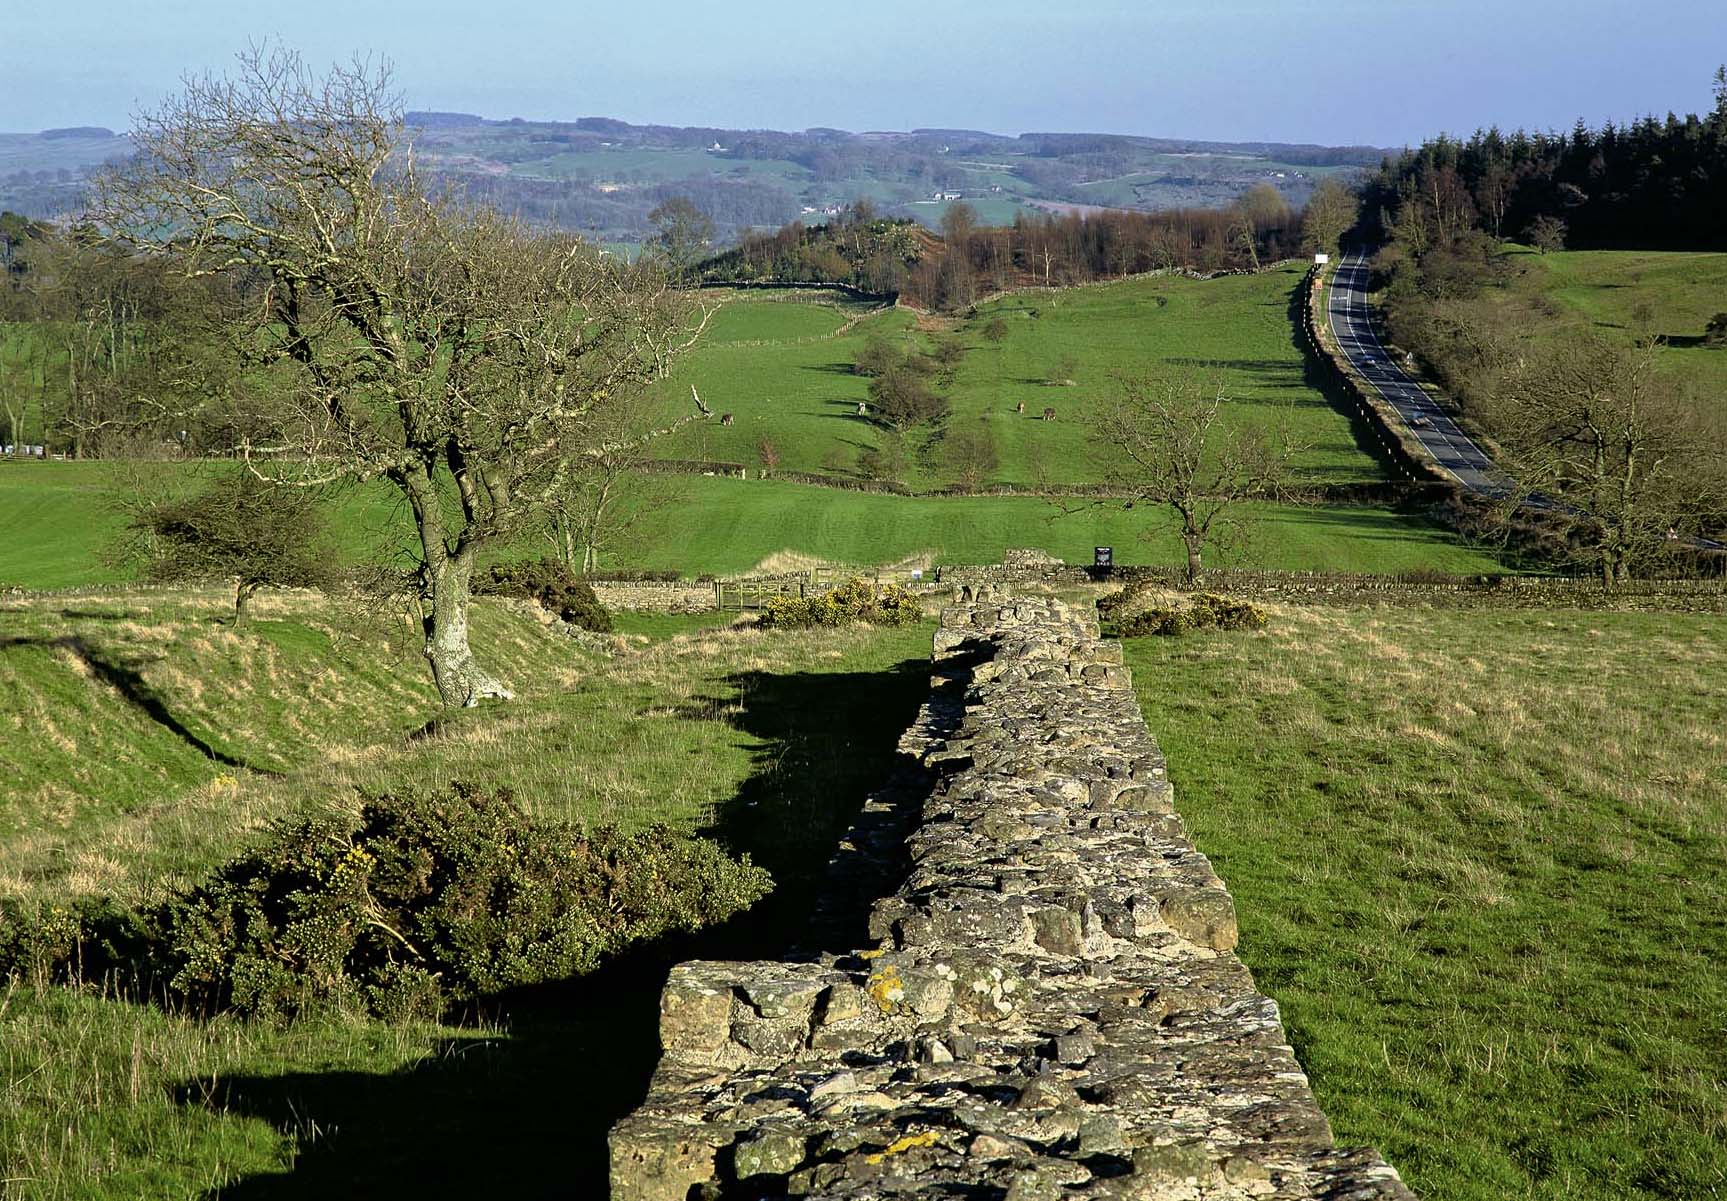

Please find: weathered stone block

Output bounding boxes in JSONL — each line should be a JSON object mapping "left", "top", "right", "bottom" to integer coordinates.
{"left": 609, "top": 1116, "right": 733, "bottom": 1201}
{"left": 659, "top": 966, "right": 735, "bottom": 1059}
{"left": 1155, "top": 886, "right": 1239, "bottom": 951}
{"left": 732, "top": 1128, "right": 809, "bottom": 1179}
{"left": 1029, "top": 905, "right": 1085, "bottom": 956}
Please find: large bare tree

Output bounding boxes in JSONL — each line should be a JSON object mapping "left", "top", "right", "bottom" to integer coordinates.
{"left": 1491, "top": 334, "right": 1725, "bottom": 585}
{"left": 94, "top": 47, "right": 709, "bottom": 705}
{"left": 1096, "top": 377, "right": 1303, "bottom": 584}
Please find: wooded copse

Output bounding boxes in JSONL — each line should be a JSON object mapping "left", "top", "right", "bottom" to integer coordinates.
{"left": 1366, "top": 68, "right": 1727, "bottom": 253}
{"left": 84, "top": 46, "right": 710, "bottom": 708}
{"left": 701, "top": 179, "right": 1359, "bottom": 310}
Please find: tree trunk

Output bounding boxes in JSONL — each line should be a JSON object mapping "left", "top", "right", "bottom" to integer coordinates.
{"left": 233, "top": 580, "right": 257, "bottom": 625}
{"left": 423, "top": 552, "right": 514, "bottom": 708}
{"left": 1182, "top": 530, "right": 1204, "bottom": 587}
{"left": 401, "top": 469, "right": 514, "bottom": 709}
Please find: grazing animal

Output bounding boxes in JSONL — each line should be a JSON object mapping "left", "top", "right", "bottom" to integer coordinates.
{"left": 1015, "top": 401, "right": 1025, "bottom": 414}
{"left": 1042, "top": 406, "right": 1056, "bottom": 421}
{"left": 856, "top": 402, "right": 868, "bottom": 416}
{"left": 720, "top": 413, "right": 734, "bottom": 426}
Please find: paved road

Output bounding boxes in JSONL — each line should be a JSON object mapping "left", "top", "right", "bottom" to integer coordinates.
{"left": 1326, "top": 252, "right": 1509, "bottom": 495}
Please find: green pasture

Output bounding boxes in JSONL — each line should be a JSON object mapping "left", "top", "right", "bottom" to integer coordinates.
{"left": 0, "top": 459, "right": 1508, "bottom": 591}
{"left": 506, "top": 146, "right": 813, "bottom": 185}
{"left": 623, "top": 474, "right": 1506, "bottom": 577}
{"left": 652, "top": 267, "right": 1387, "bottom": 488}
{"left": 1524, "top": 248, "right": 1727, "bottom": 414}
{"left": 1129, "top": 600, "right": 1727, "bottom": 1200}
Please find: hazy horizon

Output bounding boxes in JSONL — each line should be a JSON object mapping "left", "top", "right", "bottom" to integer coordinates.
{"left": 7, "top": 0, "right": 1727, "bottom": 146}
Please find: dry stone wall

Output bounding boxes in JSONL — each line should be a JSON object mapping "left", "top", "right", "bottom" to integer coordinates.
{"left": 610, "top": 589, "right": 1415, "bottom": 1200}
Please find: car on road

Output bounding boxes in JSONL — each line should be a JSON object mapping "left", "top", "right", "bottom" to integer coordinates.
{"left": 1411, "top": 415, "right": 1433, "bottom": 428}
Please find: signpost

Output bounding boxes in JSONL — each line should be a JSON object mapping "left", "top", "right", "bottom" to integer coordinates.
{"left": 1094, "top": 546, "right": 1113, "bottom": 569}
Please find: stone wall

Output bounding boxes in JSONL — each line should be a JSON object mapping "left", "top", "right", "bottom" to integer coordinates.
{"left": 609, "top": 589, "right": 1415, "bottom": 1200}
{"left": 590, "top": 580, "right": 720, "bottom": 613}
{"left": 937, "top": 559, "right": 1727, "bottom": 614}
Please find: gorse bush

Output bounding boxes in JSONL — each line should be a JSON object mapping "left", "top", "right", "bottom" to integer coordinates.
{"left": 1706, "top": 312, "right": 1727, "bottom": 347}
{"left": 160, "top": 784, "right": 771, "bottom": 1019}
{"left": 1187, "top": 593, "right": 1270, "bottom": 631}
{"left": 1111, "top": 592, "right": 1268, "bottom": 638}
{"left": 475, "top": 557, "right": 612, "bottom": 632}
{"left": 757, "top": 577, "right": 924, "bottom": 629}
{"left": 1, "top": 785, "right": 772, "bottom": 1021}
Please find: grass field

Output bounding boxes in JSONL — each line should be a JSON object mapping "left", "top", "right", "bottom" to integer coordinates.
{"left": 623, "top": 474, "right": 1508, "bottom": 577}
{"left": 4, "top": 269, "right": 1515, "bottom": 587}
{"left": 6, "top": 584, "right": 1721, "bottom": 1198}
{"left": 0, "top": 452, "right": 1510, "bottom": 591}
{"left": 1528, "top": 248, "right": 1727, "bottom": 415}
{"left": 1429, "top": 248, "right": 1727, "bottom": 422}
{"left": 651, "top": 267, "right": 1389, "bottom": 489}
{"left": 1125, "top": 599, "right": 1727, "bottom": 1201}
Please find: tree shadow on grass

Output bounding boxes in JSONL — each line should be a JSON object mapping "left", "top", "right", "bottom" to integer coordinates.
{"left": 187, "top": 655, "right": 933, "bottom": 1200}
{"left": 1282, "top": 282, "right": 1413, "bottom": 483}
{"left": 0, "top": 633, "right": 263, "bottom": 771}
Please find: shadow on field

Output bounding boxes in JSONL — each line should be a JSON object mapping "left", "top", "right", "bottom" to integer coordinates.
{"left": 1282, "top": 282, "right": 1412, "bottom": 483}
{"left": 0, "top": 632, "right": 259, "bottom": 771}
{"left": 189, "top": 656, "right": 932, "bottom": 1200}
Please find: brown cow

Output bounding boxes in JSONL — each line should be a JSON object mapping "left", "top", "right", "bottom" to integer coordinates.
{"left": 1041, "top": 407, "right": 1056, "bottom": 421}
{"left": 720, "top": 413, "right": 734, "bottom": 426}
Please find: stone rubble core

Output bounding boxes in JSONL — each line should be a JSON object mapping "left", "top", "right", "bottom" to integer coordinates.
{"left": 610, "top": 590, "right": 1416, "bottom": 1200}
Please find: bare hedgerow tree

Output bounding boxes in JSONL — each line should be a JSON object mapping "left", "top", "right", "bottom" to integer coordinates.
{"left": 93, "top": 47, "right": 710, "bottom": 706}
{"left": 1096, "top": 377, "right": 1304, "bottom": 584}
{"left": 537, "top": 392, "right": 675, "bottom": 576}
{"left": 1490, "top": 333, "right": 1726, "bottom": 585}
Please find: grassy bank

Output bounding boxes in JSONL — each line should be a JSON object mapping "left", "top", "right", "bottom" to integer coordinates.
{"left": 1125, "top": 600, "right": 1727, "bottom": 1201}
{"left": 1534, "top": 248, "right": 1727, "bottom": 415}
{"left": 1, "top": 589, "right": 934, "bottom": 1197}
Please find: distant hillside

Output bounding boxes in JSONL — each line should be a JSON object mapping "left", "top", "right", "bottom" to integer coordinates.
{"left": 0, "top": 111, "right": 1388, "bottom": 242}
{"left": 0, "top": 128, "right": 133, "bottom": 219}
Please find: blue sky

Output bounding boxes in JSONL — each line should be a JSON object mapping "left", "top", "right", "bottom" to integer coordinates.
{"left": 9, "top": 0, "right": 1726, "bottom": 146}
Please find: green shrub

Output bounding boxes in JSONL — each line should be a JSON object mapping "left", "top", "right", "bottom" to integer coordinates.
{"left": 475, "top": 557, "right": 612, "bottom": 632}
{"left": 1116, "top": 606, "right": 1194, "bottom": 637}
{"left": 1113, "top": 594, "right": 1267, "bottom": 638}
{"left": 2, "top": 785, "right": 771, "bottom": 1021}
{"left": 158, "top": 784, "right": 771, "bottom": 1019}
{"left": 1187, "top": 593, "right": 1270, "bottom": 632}
{"left": 1096, "top": 583, "right": 1143, "bottom": 619}
{"left": 757, "top": 577, "right": 924, "bottom": 629}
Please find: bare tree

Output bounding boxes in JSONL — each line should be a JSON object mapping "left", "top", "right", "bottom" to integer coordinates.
{"left": 1299, "top": 178, "right": 1358, "bottom": 258}
{"left": 94, "top": 47, "right": 709, "bottom": 706}
{"left": 941, "top": 419, "right": 999, "bottom": 491}
{"left": 1490, "top": 334, "right": 1725, "bottom": 585}
{"left": 1096, "top": 377, "right": 1303, "bottom": 584}
{"left": 1526, "top": 214, "right": 1568, "bottom": 255}
{"left": 648, "top": 196, "right": 716, "bottom": 281}
{"left": 536, "top": 392, "right": 674, "bottom": 575}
